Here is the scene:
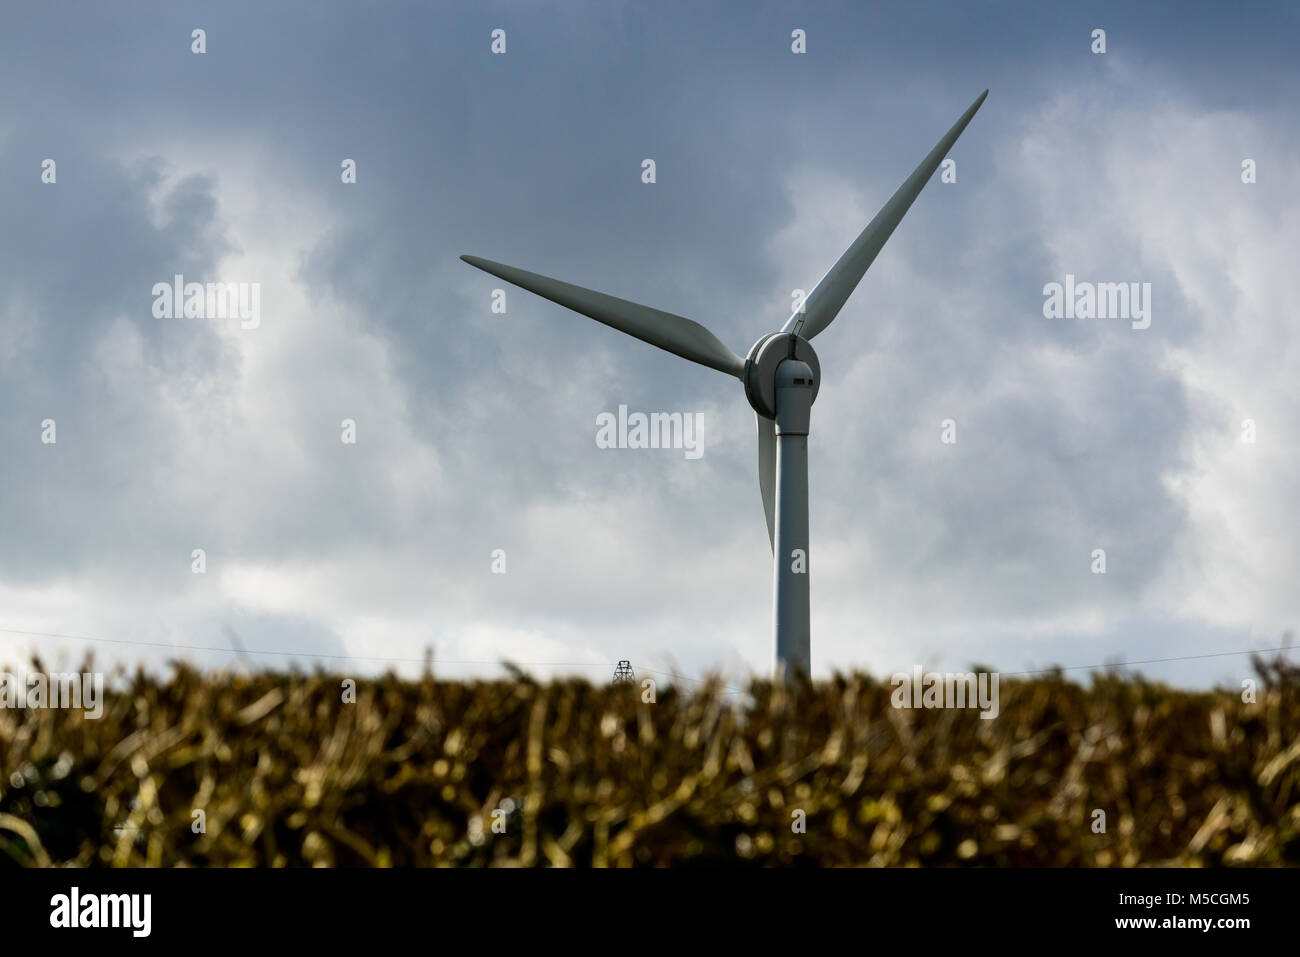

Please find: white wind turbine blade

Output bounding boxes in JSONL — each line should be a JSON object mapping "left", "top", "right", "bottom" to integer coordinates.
{"left": 782, "top": 90, "right": 988, "bottom": 341}
{"left": 461, "top": 255, "right": 745, "bottom": 377}
{"left": 757, "top": 412, "right": 776, "bottom": 550}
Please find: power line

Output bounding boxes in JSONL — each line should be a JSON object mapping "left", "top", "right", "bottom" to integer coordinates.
{"left": 0, "top": 625, "right": 754, "bottom": 694}
{"left": 0, "top": 625, "right": 1292, "bottom": 693}
{"left": 1000, "top": 645, "right": 1295, "bottom": 677}
{"left": 0, "top": 626, "right": 598, "bottom": 668}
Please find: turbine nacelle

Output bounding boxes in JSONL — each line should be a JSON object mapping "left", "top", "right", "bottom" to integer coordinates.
{"left": 774, "top": 359, "right": 815, "bottom": 437}
{"left": 743, "top": 332, "right": 820, "bottom": 420}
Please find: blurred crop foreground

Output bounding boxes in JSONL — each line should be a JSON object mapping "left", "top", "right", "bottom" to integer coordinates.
{"left": 2, "top": 657, "right": 1297, "bottom": 867}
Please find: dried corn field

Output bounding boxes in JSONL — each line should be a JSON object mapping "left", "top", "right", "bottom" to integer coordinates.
{"left": 1, "top": 656, "right": 1298, "bottom": 867}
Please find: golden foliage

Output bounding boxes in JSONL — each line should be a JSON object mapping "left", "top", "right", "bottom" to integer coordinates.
{"left": 1, "top": 657, "right": 1297, "bottom": 867}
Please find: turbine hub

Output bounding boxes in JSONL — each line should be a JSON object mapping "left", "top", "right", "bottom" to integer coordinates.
{"left": 743, "top": 333, "right": 820, "bottom": 419}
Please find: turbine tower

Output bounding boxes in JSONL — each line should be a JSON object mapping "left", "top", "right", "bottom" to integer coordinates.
{"left": 463, "top": 91, "right": 987, "bottom": 681}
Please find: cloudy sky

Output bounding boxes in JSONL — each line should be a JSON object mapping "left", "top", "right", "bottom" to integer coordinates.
{"left": 2, "top": 1, "right": 1296, "bottom": 688}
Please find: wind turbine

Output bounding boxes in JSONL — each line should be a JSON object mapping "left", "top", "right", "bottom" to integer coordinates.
{"left": 462, "top": 90, "right": 987, "bottom": 681}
